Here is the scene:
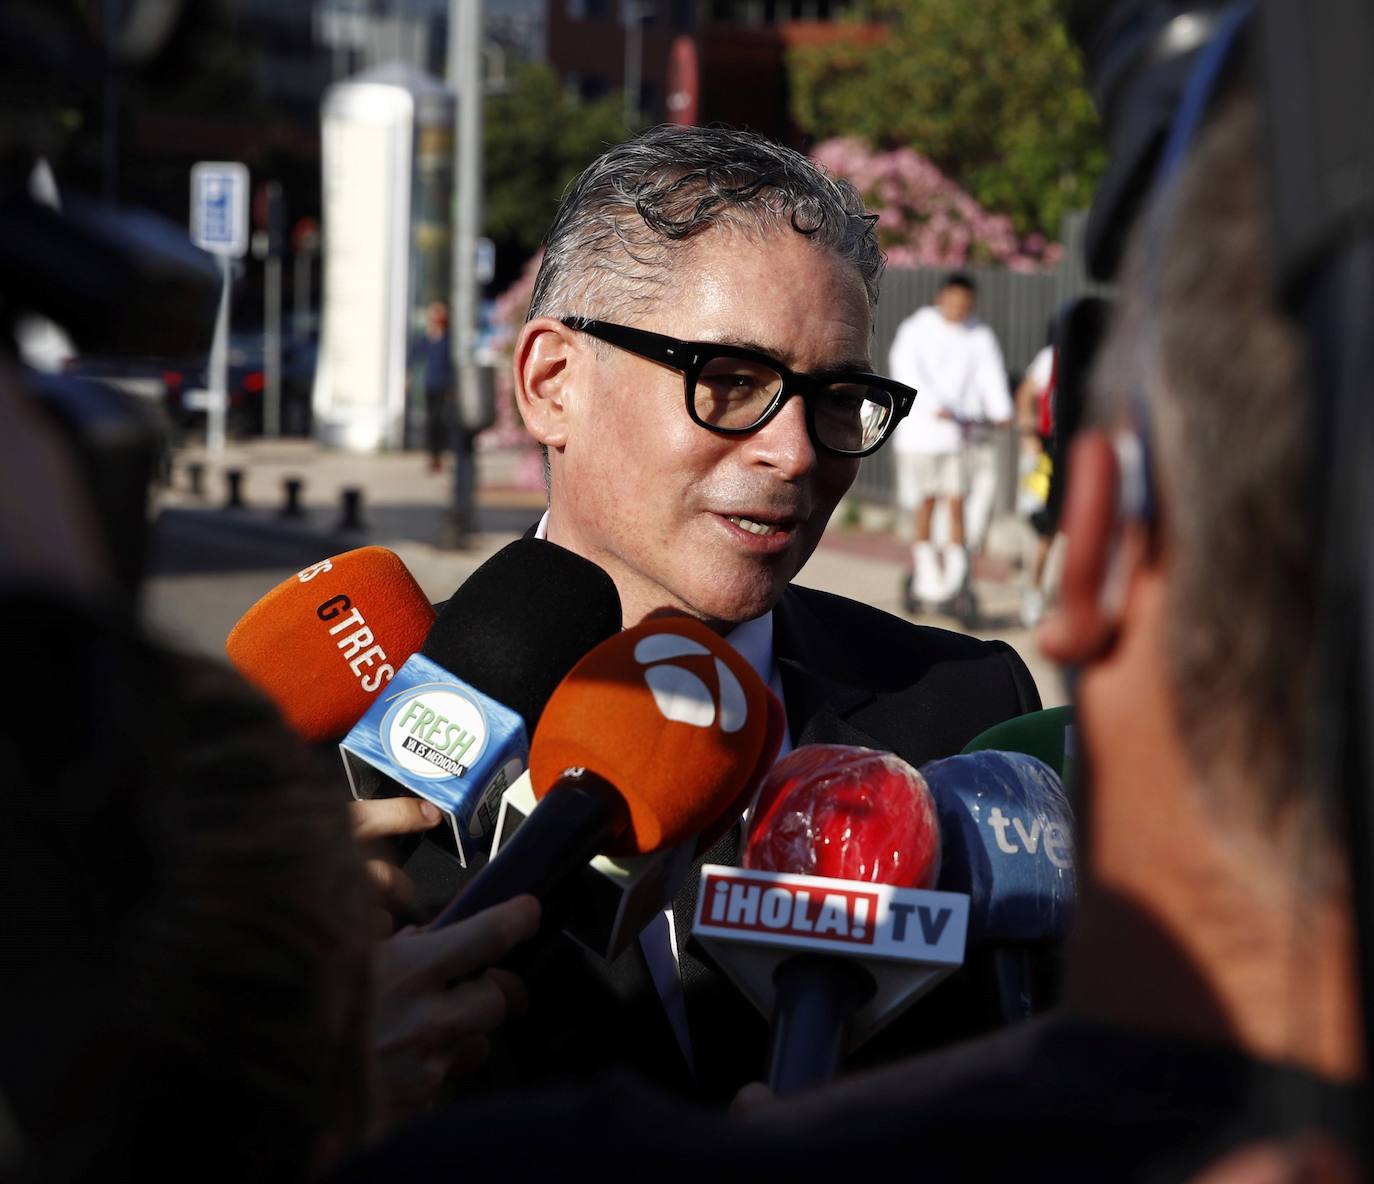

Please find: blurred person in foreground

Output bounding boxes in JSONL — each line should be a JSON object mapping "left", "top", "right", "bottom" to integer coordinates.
{"left": 0, "top": 354, "right": 538, "bottom": 1178}
{"left": 0, "top": 3, "right": 538, "bottom": 1175}
{"left": 0, "top": 351, "right": 374, "bottom": 1180}
{"left": 333, "top": 86, "right": 1364, "bottom": 1183}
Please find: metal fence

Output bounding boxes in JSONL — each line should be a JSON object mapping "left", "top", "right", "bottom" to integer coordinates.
{"left": 855, "top": 212, "right": 1108, "bottom": 506}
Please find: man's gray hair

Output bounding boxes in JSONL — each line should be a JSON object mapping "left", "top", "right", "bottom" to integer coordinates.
{"left": 527, "top": 124, "right": 884, "bottom": 323}
{"left": 1089, "top": 89, "right": 1317, "bottom": 829}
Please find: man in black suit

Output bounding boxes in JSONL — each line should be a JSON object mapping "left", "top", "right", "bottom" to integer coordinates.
{"left": 376, "top": 124, "right": 1039, "bottom": 1102}
{"left": 469, "top": 123, "right": 1039, "bottom": 1099}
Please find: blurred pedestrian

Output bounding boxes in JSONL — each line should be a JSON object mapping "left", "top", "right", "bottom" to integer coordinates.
{"left": 888, "top": 274, "right": 1013, "bottom": 611}
{"left": 1013, "top": 323, "right": 1058, "bottom": 625}
{"left": 418, "top": 301, "right": 452, "bottom": 473}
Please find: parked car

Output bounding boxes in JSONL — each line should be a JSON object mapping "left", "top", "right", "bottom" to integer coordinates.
{"left": 170, "top": 331, "right": 317, "bottom": 438}
{"left": 62, "top": 354, "right": 179, "bottom": 409}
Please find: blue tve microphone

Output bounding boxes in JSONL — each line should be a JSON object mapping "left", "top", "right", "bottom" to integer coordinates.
{"left": 920, "top": 749, "right": 1076, "bottom": 1021}
{"left": 340, "top": 538, "right": 621, "bottom": 866}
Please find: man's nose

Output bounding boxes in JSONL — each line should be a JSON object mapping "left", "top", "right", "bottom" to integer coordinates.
{"left": 741, "top": 391, "right": 817, "bottom": 480}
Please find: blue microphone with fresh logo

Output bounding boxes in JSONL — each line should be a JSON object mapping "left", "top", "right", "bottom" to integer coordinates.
{"left": 340, "top": 539, "right": 621, "bottom": 867}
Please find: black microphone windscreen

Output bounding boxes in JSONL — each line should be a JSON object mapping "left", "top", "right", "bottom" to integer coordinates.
{"left": 421, "top": 538, "right": 622, "bottom": 732}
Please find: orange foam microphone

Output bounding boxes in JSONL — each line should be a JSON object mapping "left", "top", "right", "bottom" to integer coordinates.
{"left": 430, "top": 617, "right": 782, "bottom": 928}
{"left": 226, "top": 546, "right": 436, "bottom": 742}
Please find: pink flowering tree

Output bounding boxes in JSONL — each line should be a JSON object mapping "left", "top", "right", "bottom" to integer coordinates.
{"left": 812, "top": 138, "right": 1061, "bottom": 273}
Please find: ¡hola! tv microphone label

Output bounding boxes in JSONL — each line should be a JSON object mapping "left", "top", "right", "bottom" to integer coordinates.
{"left": 694, "top": 865, "right": 969, "bottom": 966}
{"left": 381, "top": 684, "right": 488, "bottom": 780}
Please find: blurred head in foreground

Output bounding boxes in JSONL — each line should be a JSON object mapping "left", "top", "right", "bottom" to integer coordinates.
{"left": 0, "top": 588, "right": 373, "bottom": 1181}
{"left": 1041, "top": 86, "right": 1358, "bottom": 1080}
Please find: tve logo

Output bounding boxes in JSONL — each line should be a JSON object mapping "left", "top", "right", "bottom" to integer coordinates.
{"left": 633, "top": 633, "right": 747, "bottom": 733}
{"left": 923, "top": 751, "right": 1077, "bottom": 944}
{"left": 986, "top": 806, "right": 1072, "bottom": 870}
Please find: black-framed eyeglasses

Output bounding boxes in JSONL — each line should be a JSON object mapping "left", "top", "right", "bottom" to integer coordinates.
{"left": 561, "top": 316, "right": 917, "bottom": 459}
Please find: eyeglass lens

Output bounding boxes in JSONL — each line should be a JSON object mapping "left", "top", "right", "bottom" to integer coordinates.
{"left": 693, "top": 356, "right": 894, "bottom": 454}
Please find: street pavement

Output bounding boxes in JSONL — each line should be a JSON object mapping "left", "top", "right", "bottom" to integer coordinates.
{"left": 144, "top": 438, "right": 1066, "bottom": 709}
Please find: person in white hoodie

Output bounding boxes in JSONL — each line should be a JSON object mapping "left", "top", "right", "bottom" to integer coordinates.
{"left": 888, "top": 273, "right": 1013, "bottom": 610}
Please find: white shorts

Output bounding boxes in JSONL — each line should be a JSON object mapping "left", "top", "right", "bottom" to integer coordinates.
{"left": 896, "top": 450, "right": 967, "bottom": 509}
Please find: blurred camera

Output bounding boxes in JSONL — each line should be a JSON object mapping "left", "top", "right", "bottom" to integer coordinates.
{"left": 0, "top": 0, "right": 222, "bottom": 604}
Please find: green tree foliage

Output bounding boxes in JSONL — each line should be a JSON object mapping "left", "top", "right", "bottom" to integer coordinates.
{"left": 789, "top": 0, "right": 1105, "bottom": 238}
{"left": 484, "top": 65, "right": 629, "bottom": 259}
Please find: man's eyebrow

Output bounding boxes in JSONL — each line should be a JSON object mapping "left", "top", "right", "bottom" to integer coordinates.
{"left": 701, "top": 334, "right": 872, "bottom": 374}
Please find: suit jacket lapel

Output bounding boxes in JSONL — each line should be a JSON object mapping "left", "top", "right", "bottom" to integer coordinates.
{"left": 773, "top": 585, "right": 880, "bottom": 749}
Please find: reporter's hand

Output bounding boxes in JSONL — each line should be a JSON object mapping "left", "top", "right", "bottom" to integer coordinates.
{"left": 351, "top": 796, "right": 445, "bottom": 841}
{"left": 371, "top": 894, "right": 541, "bottom": 1128}
{"left": 350, "top": 797, "right": 445, "bottom": 932}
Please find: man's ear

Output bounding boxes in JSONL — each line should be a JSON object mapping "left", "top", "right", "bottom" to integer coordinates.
{"left": 1039, "top": 429, "right": 1146, "bottom": 665}
{"left": 513, "top": 317, "right": 580, "bottom": 449}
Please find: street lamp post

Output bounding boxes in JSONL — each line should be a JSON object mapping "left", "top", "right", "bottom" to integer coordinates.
{"left": 447, "top": 0, "right": 484, "bottom": 543}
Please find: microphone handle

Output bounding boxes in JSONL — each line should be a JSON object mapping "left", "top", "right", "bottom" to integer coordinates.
{"left": 428, "top": 770, "right": 625, "bottom": 929}
{"left": 766, "top": 954, "right": 875, "bottom": 1095}
{"left": 991, "top": 945, "right": 1038, "bottom": 1023}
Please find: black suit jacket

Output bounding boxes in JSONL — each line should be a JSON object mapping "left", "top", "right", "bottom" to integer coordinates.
{"left": 773, "top": 582, "right": 1040, "bottom": 763}
{"left": 416, "top": 579, "right": 1042, "bottom": 1101}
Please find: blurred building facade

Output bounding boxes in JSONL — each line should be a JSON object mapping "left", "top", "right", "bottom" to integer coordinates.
{"left": 547, "top": 0, "right": 870, "bottom": 144}
{"left": 308, "top": 1, "right": 877, "bottom": 144}
{"left": 123, "top": 0, "right": 877, "bottom": 218}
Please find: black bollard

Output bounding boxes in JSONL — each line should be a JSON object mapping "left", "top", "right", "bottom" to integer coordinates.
{"left": 187, "top": 461, "right": 205, "bottom": 497}
{"left": 224, "top": 468, "right": 245, "bottom": 509}
{"left": 338, "top": 487, "right": 365, "bottom": 532}
{"left": 281, "top": 476, "right": 305, "bottom": 519}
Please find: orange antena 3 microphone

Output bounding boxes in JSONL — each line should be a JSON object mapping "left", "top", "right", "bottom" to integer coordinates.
{"left": 430, "top": 617, "right": 783, "bottom": 936}
{"left": 487, "top": 628, "right": 788, "bottom": 959}
{"left": 225, "top": 546, "right": 436, "bottom": 742}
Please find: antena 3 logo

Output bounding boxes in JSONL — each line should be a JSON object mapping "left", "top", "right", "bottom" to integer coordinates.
{"left": 633, "top": 634, "right": 748, "bottom": 732}
{"left": 380, "top": 685, "right": 487, "bottom": 780}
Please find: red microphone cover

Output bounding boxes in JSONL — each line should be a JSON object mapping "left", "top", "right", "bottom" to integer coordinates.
{"left": 226, "top": 546, "right": 435, "bottom": 741}
{"left": 745, "top": 745, "right": 942, "bottom": 889}
{"left": 529, "top": 618, "right": 781, "bottom": 856}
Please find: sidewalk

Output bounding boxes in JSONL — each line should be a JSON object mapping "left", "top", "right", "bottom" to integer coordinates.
{"left": 154, "top": 438, "right": 1065, "bottom": 707}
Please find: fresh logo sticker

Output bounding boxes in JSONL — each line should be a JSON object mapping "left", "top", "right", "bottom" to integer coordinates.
{"left": 381, "top": 685, "right": 488, "bottom": 780}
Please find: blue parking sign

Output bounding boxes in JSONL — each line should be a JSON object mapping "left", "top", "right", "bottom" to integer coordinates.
{"left": 190, "top": 162, "right": 249, "bottom": 257}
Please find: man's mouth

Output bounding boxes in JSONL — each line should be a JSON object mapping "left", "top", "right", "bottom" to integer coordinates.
{"left": 724, "top": 514, "right": 793, "bottom": 537}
